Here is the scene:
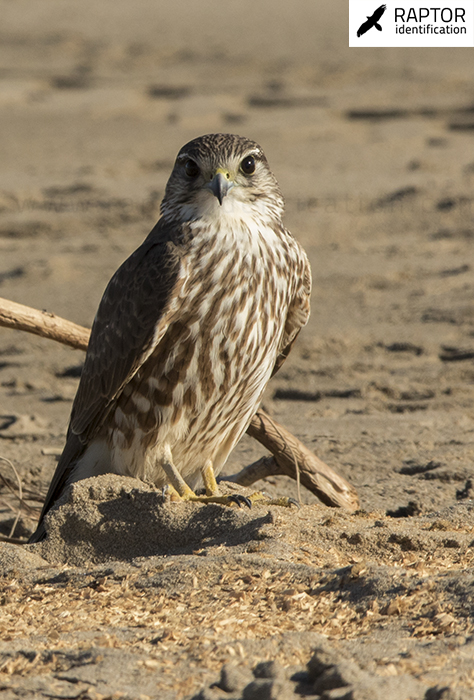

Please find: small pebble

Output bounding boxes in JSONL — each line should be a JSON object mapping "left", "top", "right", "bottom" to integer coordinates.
{"left": 306, "top": 644, "right": 342, "bottom": 680}
{"left": 243, "top": 678, "right": 295, "bottom": 700}
{"left": 313, "top": 660, "right": 363, "bottom": 693}
{"left": 253, "top": 660, "right": 285, "bottom": 680}
{"left": 217, "top": 663, "right": 253, "bottom": 693}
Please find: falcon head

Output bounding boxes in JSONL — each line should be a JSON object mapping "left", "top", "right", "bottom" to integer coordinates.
{"left": 161, "top": 133, "right": 284, "bottom": 224}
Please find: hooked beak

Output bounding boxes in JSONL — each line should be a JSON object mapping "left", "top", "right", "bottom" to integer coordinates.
{"left": 209, "top": 169, "right": 234, "bottom": 205}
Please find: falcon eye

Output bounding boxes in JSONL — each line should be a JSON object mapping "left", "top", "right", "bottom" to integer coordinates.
{"left": 240, "top": 155, "right": 256, "bottom": 175}
{"left": 184, "top": 159, "right": 200, "bottom": 178}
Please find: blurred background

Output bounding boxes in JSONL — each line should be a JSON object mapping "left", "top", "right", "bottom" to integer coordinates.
{"left": 1, "top": 0, "right": 474, "bottom": 517}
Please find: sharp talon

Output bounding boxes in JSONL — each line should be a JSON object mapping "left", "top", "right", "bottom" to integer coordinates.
{"left": 288, "top": 498, "right": 300, "bottom": 508}
{"left": 228, "top": 495, "right": 242, "bottom": 508}
{"left": 229, "top": 494, "right": 252, "bottom": 509}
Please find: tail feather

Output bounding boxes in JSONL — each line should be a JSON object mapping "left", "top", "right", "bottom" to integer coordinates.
{"left": 28, "top": 433, "right": 85, "bottom": 543}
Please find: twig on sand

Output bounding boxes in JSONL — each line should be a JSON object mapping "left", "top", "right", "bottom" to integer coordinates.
{"left": 0, "top": 455, "right": 33, "bottom": 544}
{"left": 0, "top": 456, "right": 23, "bottom": 538}
{"left": 233, "top": 411, "right": 359, "bottom": 510}
{"left": 0, "top": 296, "right": 360, "bottom": 511}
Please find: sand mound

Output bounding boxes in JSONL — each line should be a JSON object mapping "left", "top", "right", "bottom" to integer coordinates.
{"left": 0, "top": 542, "right": 49, "bottom": 573}
{"left": 34, "top": 475, "right": 277, "bottom": 566}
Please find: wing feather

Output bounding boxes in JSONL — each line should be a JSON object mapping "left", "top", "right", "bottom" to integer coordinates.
{"left": 71, "top": 221, "right": 183, "bottom": 440}
{"left": 29, "top": 220, "right": 184, "bottom": 539}
{"left": 272, "top": 244, "right": 311, "bottom": 377}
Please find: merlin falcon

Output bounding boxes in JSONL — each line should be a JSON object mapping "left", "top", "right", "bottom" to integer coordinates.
{"left": 30, "top": 133, "right": 311, "bottom": 542}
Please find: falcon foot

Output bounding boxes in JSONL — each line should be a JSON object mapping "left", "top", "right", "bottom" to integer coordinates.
{"left": 228, "top": 494, "right": 252, "bottom": 508}
{"left": 188, "top": 493, "right": 252, "bottom": 509}
{"left": 247, "top": 492, "right": 300, "bottom": 508}
{"left": 160, "top": 454, "right": 277, "bottom": 510}
{"left": 161, "top": 480, "right": 252, "bottom": 509}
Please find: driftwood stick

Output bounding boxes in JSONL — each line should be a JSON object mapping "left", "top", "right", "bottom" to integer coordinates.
{"left": 244, "top": 411, "right": 359, "bottom": 510}
{"left": 225, "top": 455, "right": 285, "bottom": 486}
{"left": 0, "top": 296, "right": 359, "bottom": 510}
{"left": 0, "top": 297, "right": 89, "bottom": 351}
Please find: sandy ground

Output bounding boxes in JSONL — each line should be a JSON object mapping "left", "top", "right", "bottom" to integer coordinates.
{"left": 1, "top": 1, "right": 474, "bottom": 697}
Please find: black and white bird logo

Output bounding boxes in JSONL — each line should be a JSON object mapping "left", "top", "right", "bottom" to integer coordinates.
{"left": 357, "top": 4, "right": 387, "bottom": 37}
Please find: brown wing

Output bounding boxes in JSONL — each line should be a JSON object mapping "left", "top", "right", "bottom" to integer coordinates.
{"left": 29, "top": 220, "right": 184, "bottom": 540}
{"left": 272, "top": 244, "right": 311, "bottom": 377}
{"left": 70, "top": 225, "right": 182, "bottom": 441}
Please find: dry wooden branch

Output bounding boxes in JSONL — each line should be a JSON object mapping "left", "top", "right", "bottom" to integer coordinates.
{"left": 0, "top": 296, "right": 359, "bottom": 510}
{"left": 0, "top": 297, "right": 90, "bottom": 351}
{"left": 243, "top": 411, "right": 359, "bottom": 510}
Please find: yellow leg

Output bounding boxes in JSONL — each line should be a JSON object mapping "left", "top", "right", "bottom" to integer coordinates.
{"left": 160, "top": 451, "right": 251, "bottom": 508}
{"left": 201, "top": 459, "right": 219, "bottom": 496}
{"left": 201, "top": 459, "right": 299, "bottom": 509}
{"left": 160, "top": 452, "right": 197, "bottom": 500}
{"left": 198, "top": 460, "right": 252, "bottom": 507}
